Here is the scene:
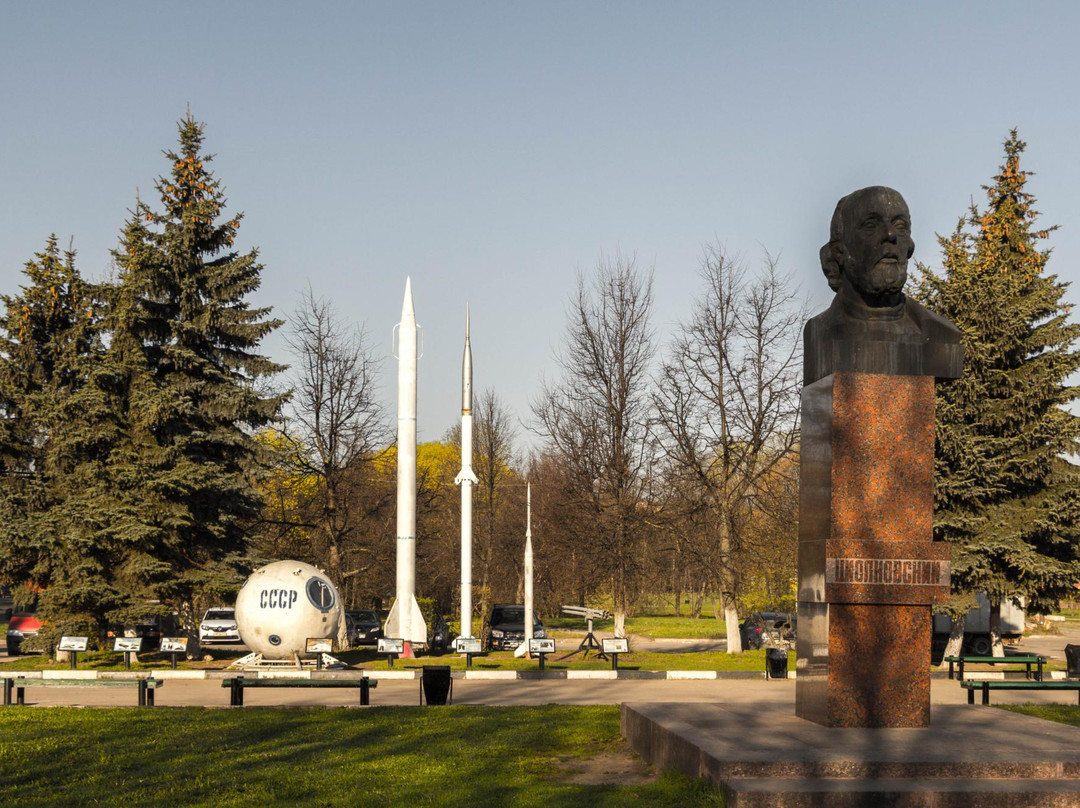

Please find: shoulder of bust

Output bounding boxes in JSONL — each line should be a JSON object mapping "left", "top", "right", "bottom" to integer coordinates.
{"left": 904, "top": 297, "right": 961, "bottom": 343}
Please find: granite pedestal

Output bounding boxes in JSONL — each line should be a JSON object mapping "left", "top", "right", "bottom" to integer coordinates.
{"left": 622, "top": 702, "right": 1080, "bottom": 807}
{"left": 796, "top": 373, "right": 950, "bottom": 728}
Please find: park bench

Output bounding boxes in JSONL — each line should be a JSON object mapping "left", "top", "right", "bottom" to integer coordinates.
{"left": 2, "top": 676, "right": 161, "bottom": 706}
{"left": 221, "top": 676, "right": 376, "bottom": 707}
{"left": 961, "top": 678, "right": 1080, "bottom": 705}
{"left": 945, "top": 654, "right": 1046, "bottom": 682}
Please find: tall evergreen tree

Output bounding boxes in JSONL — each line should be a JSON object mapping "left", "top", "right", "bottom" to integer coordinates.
{"left": 917, "top": 131, "right": 1080, "bottom": 634}
{"left": 0, "top": 236, "right": 123, "bottom": 642}
{"left": 108, "top": 114, "right": 286, "bottom": 628}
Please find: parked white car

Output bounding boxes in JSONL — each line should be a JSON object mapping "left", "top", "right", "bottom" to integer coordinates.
{"left": 199, "top": 607, "right": 240, "bottom": 644}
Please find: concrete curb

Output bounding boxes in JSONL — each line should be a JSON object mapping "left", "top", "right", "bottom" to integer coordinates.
{"left": 0, "top": 668, "right": 793, "bottom": 681}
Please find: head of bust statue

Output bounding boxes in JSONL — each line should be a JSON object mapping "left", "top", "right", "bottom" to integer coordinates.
{"left": 819, "top": 186, "right": 914, "bottom": 308}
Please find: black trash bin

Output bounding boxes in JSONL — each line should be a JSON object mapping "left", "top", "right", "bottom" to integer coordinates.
{"left": 765, "top": 648, "right": 789, "bottom": 680}
{"left": 421, "top": 665, "right": 453, "bottom": 705}
{"left": 1066, "top": 645, "right": 1080, "bottom": 678}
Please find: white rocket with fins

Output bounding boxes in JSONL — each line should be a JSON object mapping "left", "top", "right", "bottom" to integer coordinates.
{"left": 385, "top": 277, "right": 427, "bottom": 656}
{"left": 454, "top": 307, "right": 479, "bottom": 639}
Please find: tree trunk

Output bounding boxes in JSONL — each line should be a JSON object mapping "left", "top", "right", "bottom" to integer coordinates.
{"left": 614, "top": 608, "right": 626, "bottom": 638}
{"left": 179, "top": 600, "right": 202, "bottom": 660}
{"left": 989, "top": 602, "right": 1004, "bottom": 657}
{"left": 938, "top": 612, "right": 964, "bottom": 669}
{"left": 724, "top": 601, "right": 742, "bottom": 654}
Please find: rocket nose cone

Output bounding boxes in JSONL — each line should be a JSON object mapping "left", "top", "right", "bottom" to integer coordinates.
{"left": 402, "top": 277, "right": 415, "bottom": 318}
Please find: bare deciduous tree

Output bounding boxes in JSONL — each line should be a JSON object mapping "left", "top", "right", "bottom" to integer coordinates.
{"left": 655, "top": 246, "right": 803, "bottom": 652}
{"left": 473, "top": 388, "right": 519, "bottom": 629}
{"left": 532, "top": 254, "right": 657, "bottom": 637}
{"left": 283, "top": 288, "right": 389, "bottom": 594}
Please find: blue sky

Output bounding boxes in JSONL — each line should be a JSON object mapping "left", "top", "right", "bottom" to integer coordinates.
{"left": 2, "top": 3, "right": 1078, "bottom": 448}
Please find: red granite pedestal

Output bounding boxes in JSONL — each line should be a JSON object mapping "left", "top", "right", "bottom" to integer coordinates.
{"left": 796, "top": 372, "right": 950, "bottom": 728}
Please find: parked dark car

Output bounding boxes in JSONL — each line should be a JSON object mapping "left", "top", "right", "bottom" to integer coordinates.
{"left": 486, "top": 604, "right": 546, "bottom": 651}
{"left": 419, "top": 602, "right": 450, "bottom": 651}
{"left": 739, "top": 612, "right": 796, "bottom": 650}
{"left": 115, "top": 614, "right": 180, "bottom": 651}
{"left": 346, "top": 610, "right": 383, "bottom": 646}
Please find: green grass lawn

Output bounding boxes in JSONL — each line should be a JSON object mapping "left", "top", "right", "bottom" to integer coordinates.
{"left": 344, "top": 648, "right": 788, "bottom": 672}
{"left": 547, "top": 614, "right": 728, "bottom": 640}
{"left": 997, "top": 703, "right": 1080, "bottom": 727}
{"left": 0, "top": 706, "right": 722, "bottom": 807}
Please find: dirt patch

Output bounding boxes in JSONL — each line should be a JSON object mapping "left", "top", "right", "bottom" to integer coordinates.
{"left": 557, "top": 748, "right": 658, "bottom": 785}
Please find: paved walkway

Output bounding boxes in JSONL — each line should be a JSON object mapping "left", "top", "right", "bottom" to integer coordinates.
{"left": 5, "top": 675, "right": 1079, "bottom": 709}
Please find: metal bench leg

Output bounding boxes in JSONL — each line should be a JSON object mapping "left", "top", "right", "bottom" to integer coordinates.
{"left": 2, "top": 679, "right": 11, "bottom": 706}
{"left": 231, "top": 679, "right": 243, "bottom": 707}
{"left": 967, "top": 687, "right": 974, "bottom": 705}
{"left": 147, "top": 685, "right": 155, "bottom": 707}
{"left": 360, "top": 680, "right": 369, "bottom": 706}
{"left": 138, "top": 679, "right": 146, "bottom": 707}
{"left": 17, "top": 686, "right": 25, "bottom": 706}
{"left": 982, "top": 682, "right": 990, "bottom": 706}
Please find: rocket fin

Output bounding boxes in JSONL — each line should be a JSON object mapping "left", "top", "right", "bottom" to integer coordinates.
{"left": 409, "top": 595, "right": 429, "bottom": 646}
{"left": 454, "top": 468, "right": 479, "bottom": 485}
{"left": 385, "top": 594, "right": 429, "bottom": 647}
{"left": 384, "top": 598, "right": 403, "bottom": 640}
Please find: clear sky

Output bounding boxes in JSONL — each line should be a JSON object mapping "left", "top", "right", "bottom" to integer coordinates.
{"left": 2, "top": 3, "right": 1078, "bottom": 448}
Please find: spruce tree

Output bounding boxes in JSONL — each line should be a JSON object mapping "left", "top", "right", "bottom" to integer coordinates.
{"left": 917, "top": 131, "right": 1080, "bottom": 632}
{"left": 109, "top": 114, "right": 285, "bottom": 629}
{"left": 0, "top": 237, "right": 122, "bottom": 643}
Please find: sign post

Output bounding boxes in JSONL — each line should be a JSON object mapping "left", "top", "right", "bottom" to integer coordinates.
{"left": 453, "top": 636, "right": 482, "bottom": 669}
{"left": 528, "top": 637, "right": 555, "bottom": 671}
{"left": 160, "top": 637, "right": 188, "bottom": 670}
{"left": 58, "top": 636, "right": 88, "bottom": 670}
{"left": 378, "top": 637, "right": 404, "bottom": 669}
{"left": 113, "top": 636, "right": 144, "bottom": 669}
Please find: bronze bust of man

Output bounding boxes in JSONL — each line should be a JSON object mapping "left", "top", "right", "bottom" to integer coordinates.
{"left": 803, "top": 186, "right": 963, "bottom": 385}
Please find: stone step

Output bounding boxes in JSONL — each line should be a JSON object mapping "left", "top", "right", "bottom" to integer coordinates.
{"left": 724, "top": 777, "right": 1080, "bottom": 808}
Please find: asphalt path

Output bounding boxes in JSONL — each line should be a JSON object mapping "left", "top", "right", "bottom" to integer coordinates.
{"left": 7, "top": 674, "right": 1080, "bottom": 710}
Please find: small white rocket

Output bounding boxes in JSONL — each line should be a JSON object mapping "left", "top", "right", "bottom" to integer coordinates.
{"left": 524, "top": 482, "right": 534, "bottom": 654}
{"left": 454, "top": 308, "right": 478, "bottom": 639}
{"left": 385, "top": 277, "right": 427, "bottom": 656}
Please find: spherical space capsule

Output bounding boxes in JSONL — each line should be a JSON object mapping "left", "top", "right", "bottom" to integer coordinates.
{"left": 234, "top": 560, "right": 342, "bottom": 659}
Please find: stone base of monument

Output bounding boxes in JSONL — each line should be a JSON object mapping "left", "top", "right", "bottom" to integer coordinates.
{"left": 622, "top": 702, "right": 1080, "bottom": 807}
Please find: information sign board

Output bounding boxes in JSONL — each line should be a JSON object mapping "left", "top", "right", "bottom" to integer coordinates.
{"left": 305, "top": 637, "right": 332, "bottom": 654}
{"left": 160, "top": 637, "right": 188, "bottom": 653}
{"left": 602, "top": 637, "right": 629, "bottom": 654}
{"left": 528, "top": 638, "right": 555, "bottom": 655}
{"left": 378, "top": 637, "right": 404, "bottom": 655}
{"left": 113, "top": 637, "right": 144, "bottom": 653}
{"left": 454, "top": 637, "right": 482, "bottom": 654}
{"left": 58, "top": 636, "right": 88, "bottom": 652}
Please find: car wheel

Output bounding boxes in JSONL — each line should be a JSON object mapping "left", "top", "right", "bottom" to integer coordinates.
{"left": 969, "top": 636, "right": 992, "bottom": 656}
{"left": 7, "top": 641, "right": 19, "bottom": 656}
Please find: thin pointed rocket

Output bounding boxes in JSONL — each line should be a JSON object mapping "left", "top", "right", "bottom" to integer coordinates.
{"left": 384, "top": 277, "right": 427, "bottom": 656}
{"left": 454, "top": 306, "right": 479, "bottom": 639}
{"left": 524, "top": 482, "right": 534, "bottom": 655}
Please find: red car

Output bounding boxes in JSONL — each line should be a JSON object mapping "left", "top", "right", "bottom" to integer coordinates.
{"left": 7, "top": 610, "right": 41, "bottom": 656}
